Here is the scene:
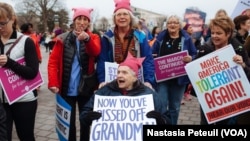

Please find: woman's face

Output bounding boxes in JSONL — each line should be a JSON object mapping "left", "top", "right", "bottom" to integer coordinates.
{"left": 241, "top": 19, "right": 250, "bottom": 32}
{"left": 0, "top": 18, "right": 12, "bottom": 37}
{"left": 114, "top": 9, "right": 131, "bottom": 29}
{"left": 167, "top": 17, "right": 180, "bottom": 34}
{"left": 74, "top": 16, "right": 90, "bottom": 32}
{"left": 211, "top": 25, "right": 230, "bottom": 49}
{"left": 116, "top": 66, "right": 137, "bottom": 90}
{"left": 155, "top": 27, "right": 161, "bottom": 34}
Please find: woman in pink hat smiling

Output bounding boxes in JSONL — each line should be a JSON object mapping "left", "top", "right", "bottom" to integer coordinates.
{"left": 96, "top": 0, "right": 156, "bottom": 90}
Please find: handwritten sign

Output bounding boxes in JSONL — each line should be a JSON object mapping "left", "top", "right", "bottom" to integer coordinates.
{"left": 0, "top": 57, "right": 43, "bottom": 104}
{"left": 90, "top": 95, "right": 156, "bottom": 141}
{"left": 185, "top": 45, "right": 250, "bottom": 124}
{"left": 154, "top": 51, "right": 188, "bottom": 82}
{"left": 55, "top": 94, "right": 72, "bottom": 141}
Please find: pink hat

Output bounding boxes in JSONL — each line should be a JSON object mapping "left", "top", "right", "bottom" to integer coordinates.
{"left": 119, "top": 52, "right": 145, "bottom": 77}
{"left": 114, "top": 0, "right": 132, "bottom": 13}
{"left": 72, "top": 7, "right": 93, "bottom": 21}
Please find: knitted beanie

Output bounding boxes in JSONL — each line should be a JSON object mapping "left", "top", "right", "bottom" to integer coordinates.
{"left": 72, "top": 7, "right": 93, "bottom": 21}
{"left": 114, "top": 0, "right": 132, "bottom": 13}
{"left": 119, "top": 52, "right": 145, "bottom": 77}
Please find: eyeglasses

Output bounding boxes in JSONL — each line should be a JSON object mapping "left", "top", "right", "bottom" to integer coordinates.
{"left": 0, "top": 20, "right": 9, "bottom": 28}
{"left": 167, "top": 22, "right": 179, "bottom": 25}
{"left": 115, "top": 12, "right": 129, "bottom": 17}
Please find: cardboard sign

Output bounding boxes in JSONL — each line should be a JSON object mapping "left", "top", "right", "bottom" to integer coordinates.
{"left": 185, "top": 45, "right": 250, "bottom": 124}
{"left": 90, "top": 95, "right": 156, "bottom": 141}
{"left": 0, "top": 57, "right": 43, "bottom": 104}
{"left": 55, "top": 94, "right": 72, "bottom": 141}
{"left": 154, "top": 51, "right": 188, "bottom": 82}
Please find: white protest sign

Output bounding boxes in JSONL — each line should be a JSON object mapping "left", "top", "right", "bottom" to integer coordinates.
{"left": 55, "top": 94, "right": 72, "bottom": 141}
{"left": 90, "top": 95, "right": 156, "bottom": 141}
{"left": 185, "top": 45, "right": 250, "bottom": 124}
{"left": 231, "top": 0, "right": 250, "bottom": 19}
{"left": 104, "top": 62, "right": 144, "bottom": 82}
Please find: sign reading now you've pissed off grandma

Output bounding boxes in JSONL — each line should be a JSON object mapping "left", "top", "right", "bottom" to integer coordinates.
{"left": 90, "top": 95, "right": 156, "bottom": 141}
{"left": 185, "top": 45, "right": 250, "bottom": 124}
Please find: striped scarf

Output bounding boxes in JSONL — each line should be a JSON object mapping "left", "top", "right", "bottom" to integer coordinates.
{"left": 114, "top": 29, "right": 135, "bottom": 63}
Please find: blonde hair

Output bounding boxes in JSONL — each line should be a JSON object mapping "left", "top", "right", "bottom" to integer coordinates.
{"left": 209, "top": 16, "right": 234, "bottom": 39}
{"left": 215, "top": 9, "right": 228, "bottom": 18}
{"left": 0, "top": 2, "right": 18, "bottom": 30}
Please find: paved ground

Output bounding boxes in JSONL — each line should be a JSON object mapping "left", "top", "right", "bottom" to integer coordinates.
{"left": 12, "top": 47, "right": 201, "bottom": 140}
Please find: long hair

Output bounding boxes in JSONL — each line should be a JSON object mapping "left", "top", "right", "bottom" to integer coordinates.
{"left": 0, "top": 2, "right": 18, "bottom": 31}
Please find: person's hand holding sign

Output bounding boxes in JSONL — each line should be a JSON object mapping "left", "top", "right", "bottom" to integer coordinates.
{"left": 81, "top": 111, "right": 102, "bottom": 125}
{"left": 146, "top": 110, "right": 171, "bottom": 125}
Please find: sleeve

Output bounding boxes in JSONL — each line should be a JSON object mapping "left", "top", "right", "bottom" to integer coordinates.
{"left": 85, "top": 31, "right": 101, "bottom": 57}
{"left": 47, "top": 39, "right": 63, "bottom": 88}
{"left": 4, "top": 38, "right": 39, "bottom": 80}
{"left": 96, "top": 36, "right": 111, "bottom": 83}
{"left": 140, "top": 36, "right": 156, "bottom": 86}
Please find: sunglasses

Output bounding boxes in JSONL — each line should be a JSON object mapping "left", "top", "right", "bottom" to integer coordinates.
{"left": 0, "top": 20, "right": 9, "bottom": 28}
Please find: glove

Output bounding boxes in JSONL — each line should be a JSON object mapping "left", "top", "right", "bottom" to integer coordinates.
{"left": 84, "top": 111, "right": 102, "bottom": 125}
{"left": 146, "top": 110, "right": 169, "bottom": 125}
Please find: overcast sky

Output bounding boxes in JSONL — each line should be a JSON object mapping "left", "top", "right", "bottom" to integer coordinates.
{"left": 66, "top": 0, "right": 239, "bottom": 22}
{"left": 3, "top": 0, "right": 240, "bottom": 23}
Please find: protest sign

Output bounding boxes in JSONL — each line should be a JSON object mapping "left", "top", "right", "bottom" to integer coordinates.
{"left": 231, "top": 0, "right": 250, "bottom": 19}
{"left": 183, "top": 7, "right": 206, "bottom": 39}
{"left": 0, "top": 57, "right": 43, "bottom": 104}
{"left": 55, "top": 94, "right": 72, "bottom": 141}
{"left": 154, "top": 51, "right": 188, "bottom": 82}
{"left": 90, "top": 95, "right": 156, "bottom": 141}
{"left": 185, "top": 45, "right": 250, "bottom": 124}
{"left": 104, "top": 62, "right": 144, "bottom": 82}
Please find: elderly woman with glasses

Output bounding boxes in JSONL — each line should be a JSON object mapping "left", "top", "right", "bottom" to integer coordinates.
{"left": 0, "top": 2, "right": 39, "bottom": 141}
{"left": 151, "top": 14, "right": 197, "bottom": 125}
{"left": 96, "top": 0, "right": 155, "bottom": 90}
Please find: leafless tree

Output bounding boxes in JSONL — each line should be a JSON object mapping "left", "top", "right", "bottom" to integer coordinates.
{"left": 14, "top": 0, "right": 69, "bottom": 32}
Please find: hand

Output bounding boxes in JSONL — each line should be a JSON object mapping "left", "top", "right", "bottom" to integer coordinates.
{"left": 84, "top": 111, "right": 102, "bottom": 124}
{"left": 49, "top": 87, "right": 59, "bottom": 94}
{"left": 233, "top": 55, "right": 245, "bottom": 67}
{"left": 144, "top": 82, "right": 153, "bottom": 90}
{"left": 98, "top": 82, "right": 108, "bottom": 89}
{"left": 183, "top": 55, "right": 192, "bottom": 63}
{"left": 76, "top": 31, "right": 89, "bottom": 41}
{"left": 0, "top": 55, "right": 8, "bottom": 66}
{"left": 146, "top": 110, "right": 169, "bottom": 125}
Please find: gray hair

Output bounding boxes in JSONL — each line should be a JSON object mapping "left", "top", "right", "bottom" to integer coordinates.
{"left": 166, "top": 14, "right": 182, "bottom": 29}
{"left": 112, "top": 10, "right": 139, "bottom": 28}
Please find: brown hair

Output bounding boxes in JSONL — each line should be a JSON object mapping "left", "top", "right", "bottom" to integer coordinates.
{"left": 209, "top": 16, "right": 234, "bottom": 39}
{"left": 233, "top": 15, "right": 250, "bottom": 30}
{"left": 0, "top": 2, "right": 18, "bottom": 30}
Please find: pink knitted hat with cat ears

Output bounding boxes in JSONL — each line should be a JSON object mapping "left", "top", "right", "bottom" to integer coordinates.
{"left": 72, "top": 7, "right": 93, "bottom": 21}
{"left": 119, "top": 52, "right": 145, "bottom": 77}
{"left": 114, "top": 0, "right": 132, "bottom": 13}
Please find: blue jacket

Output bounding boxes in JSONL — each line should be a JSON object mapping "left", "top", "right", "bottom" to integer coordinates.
{"left": 96, "top": 28, "right": 155, "bottom": 86}
{"left": 152, "top": 29, "right": 197, "bottom": 85}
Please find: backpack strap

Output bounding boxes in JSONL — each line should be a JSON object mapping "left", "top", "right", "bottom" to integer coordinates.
{"left": 6, "top": 35, "right": 24, "bottom": 56}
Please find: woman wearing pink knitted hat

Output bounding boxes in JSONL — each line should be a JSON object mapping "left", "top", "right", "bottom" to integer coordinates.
{"left": 80, "top": 52, "right": 171, "bottom": 141}
{"left": 96, "top": 0, "right": 156, "bottom": 90}
{"left": 48, "top": 6, "right": 101, "bottom": 141}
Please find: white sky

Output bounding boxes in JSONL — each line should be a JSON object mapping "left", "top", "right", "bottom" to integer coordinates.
{"left": 65, "top": 0, "right": 239, "bottom": 22}
{"left": 2, "top": 0, "right": 240, "bottom": 23}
